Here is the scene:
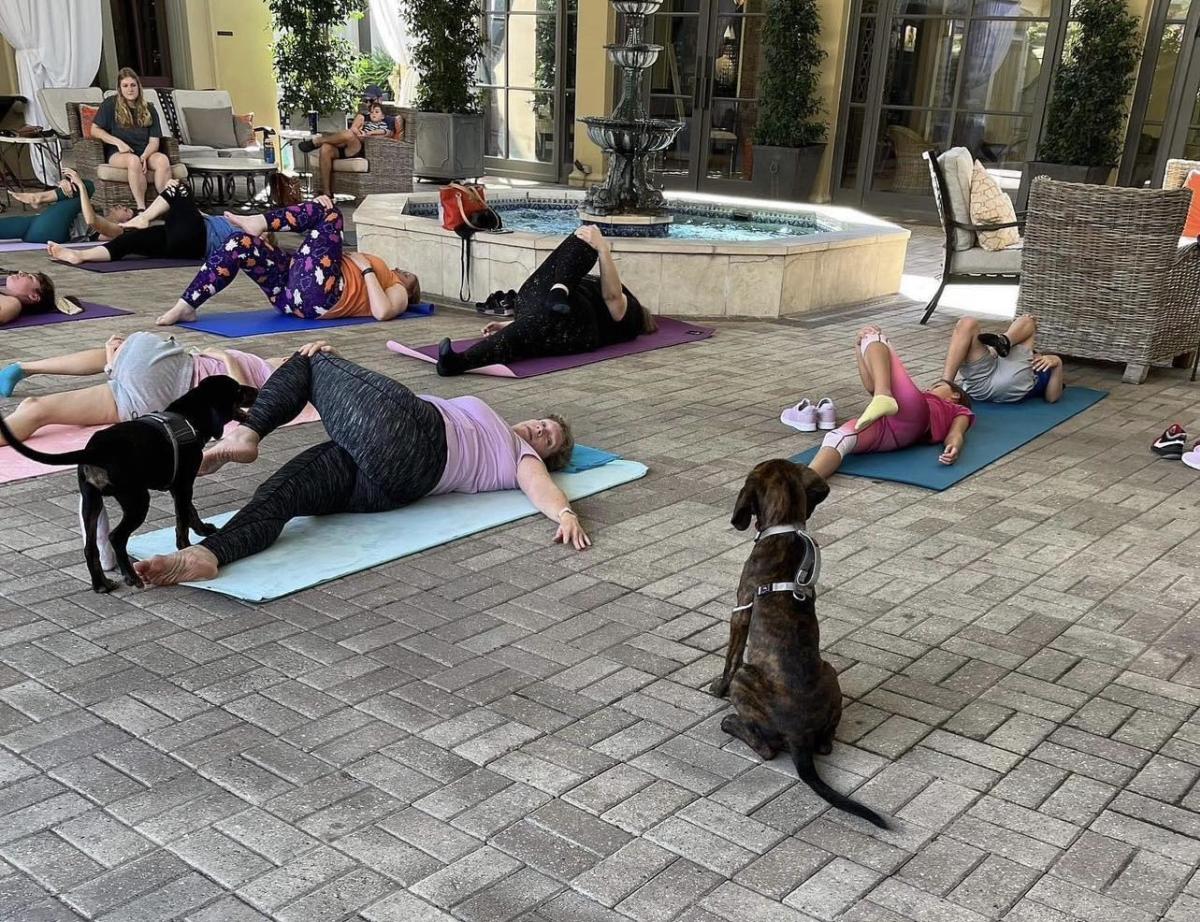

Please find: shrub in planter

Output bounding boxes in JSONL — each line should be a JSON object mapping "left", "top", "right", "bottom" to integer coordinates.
{"left": 269, "top": 0, "right": 365, "bottom": 123}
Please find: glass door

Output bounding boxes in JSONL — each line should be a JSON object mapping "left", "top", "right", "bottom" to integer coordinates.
{"left": 646, "top": 0, "right": 768, "bottom": 195}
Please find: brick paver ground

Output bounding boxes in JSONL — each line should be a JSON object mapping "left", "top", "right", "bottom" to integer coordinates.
{"left": 1, "top": 218, "right": 1198, "bottom": 922}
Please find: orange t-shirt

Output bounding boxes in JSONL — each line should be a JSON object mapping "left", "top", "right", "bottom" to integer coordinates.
{"left": 322, "top": 254, "right": 405, "bottom": 318}
{"left": 1183, "top": 171, "right": 1200, "bottom": 238}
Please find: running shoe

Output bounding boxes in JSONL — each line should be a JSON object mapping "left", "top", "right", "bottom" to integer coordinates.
{"left": 978, "top": 332, "right": 1012, "bottom": 357}
{"left": 781, "top": 399, "right": 818, "bottom": 432}
{"left": 816, "top": 397, "right": 837, "bottom": 430}
{"left": 1183, "top": 441, "right": 1200, "bottom": 471}
{"left": 1152, "top": 423, "right": 1188, "bottom": 460}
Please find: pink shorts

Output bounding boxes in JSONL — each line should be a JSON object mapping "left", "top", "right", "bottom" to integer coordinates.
{"left": 834, "top": 333, "right": 929, "bottom": 455}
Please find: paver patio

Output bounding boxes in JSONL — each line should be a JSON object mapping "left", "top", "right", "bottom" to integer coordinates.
{"left": 1, "top": 222, "right": 1198, "bottom": 922}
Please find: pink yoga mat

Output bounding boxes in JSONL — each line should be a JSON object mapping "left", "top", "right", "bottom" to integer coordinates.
{"left": 387, "top": 316, "right": 715, "bottom": 378}
{"left": 0, "top": 404, "right": 320, "bottom": 484}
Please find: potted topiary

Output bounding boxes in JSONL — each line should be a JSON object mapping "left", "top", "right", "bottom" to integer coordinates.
{"left": 269, "top": 0, "right": 364, "bottom": 129}
{"left": 1025, "top": 0, "right": 1140, "bottom": 188}
{"left": 401, "top": 0, "right": 485, "bottom": 180}
{"left": 751, "top": 0, "right": 827, "bottom": 201}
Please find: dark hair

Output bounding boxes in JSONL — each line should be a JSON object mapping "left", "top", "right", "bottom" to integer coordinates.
{"left": 543, "top": 413, "right": 575, "bottom": 472}
{"left": 31, "top": 272, "right": 55, "bottom": 312}
{"left": 402, "top": 271, "right": 421, "bottom": 305}
{"left": 640, "top": 303, "right": 658, "bottom": 334}
{"left": 945, "top": 381, "right": 972, "bottom": 410}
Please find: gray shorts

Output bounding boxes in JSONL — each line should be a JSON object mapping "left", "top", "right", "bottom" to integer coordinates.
{"left": 107, "top": 332, "right": 194, "bottom": 420}
{"left": 957, "top": 343, "right": 1036, "bottom": 403}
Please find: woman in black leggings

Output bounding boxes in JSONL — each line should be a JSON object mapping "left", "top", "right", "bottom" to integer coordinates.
{"left": 135, "top": 343, "right": 592, "bottom": 587}
{"left": 436, "top": 225, "right": 655, "bottom": 375}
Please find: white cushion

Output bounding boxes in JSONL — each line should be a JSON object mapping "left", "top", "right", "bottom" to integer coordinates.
{"left": 938, "top": 147, "right": 975, "bottom": 251}
{"left": 970, "top": 161, "right": 1021, "bottom": 251}
{"left": 141, "top": 89, "right": 174, "bottom": 139}
{"left": 950, "top": 242, "right": 1022, "bottom": 275}
{"left": 97, "top": 162, "right": 188, "bottom": 182}
{"left": 38, "top": 87, "right": 103, "bottom": 136}
{"left": 306, "top": 152, "right": 370, "bottom": 173}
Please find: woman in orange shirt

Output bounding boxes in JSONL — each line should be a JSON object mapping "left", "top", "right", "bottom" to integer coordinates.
{"left": 155, "top": 195, "right": 420, "bottom": 325}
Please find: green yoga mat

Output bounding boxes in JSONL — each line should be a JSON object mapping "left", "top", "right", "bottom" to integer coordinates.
{"left": 791, "top": 387, "right": 1107, "bottom": 491}
{"left": 127, "top": 453, "right": 645, "bottom": 601}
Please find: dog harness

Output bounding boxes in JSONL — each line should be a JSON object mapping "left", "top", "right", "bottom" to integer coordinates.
{"left": 731, "top": 523, "right": 822, "bottom": 613}
{"left": 138, "top": 411, "right": 200, "bottom": 485}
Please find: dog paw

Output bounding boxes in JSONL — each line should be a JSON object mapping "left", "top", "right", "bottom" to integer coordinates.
{"left": 92, "top": 577, "right": 118, "bottom": 593}
{"left": 195, "top": 521, "right": 219, "bottom": 537}
{"left": 708, "top": 677, "right": 731, "bottom": 698}
{"left": 122, "top": 571, "right": 144, "bottom": 589}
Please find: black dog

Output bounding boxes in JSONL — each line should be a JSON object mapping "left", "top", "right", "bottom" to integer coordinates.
{"left": 711, "top": 459, "right": 890, "bottom": 829}
{"left": 0, "top": 375, "right": 256, "bottom": 592}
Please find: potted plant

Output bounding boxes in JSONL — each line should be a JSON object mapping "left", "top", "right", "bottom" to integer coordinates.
{"left": 402, "top": 0, "right": 485, "bottom": 180}
{"left": 751, "top": 0, "right": 827, "bottom": 201}
{"left": 268, "top": 0, "right": 364, "bottom": 129}
{"left": 1025, "top": 0, "right": 1140, "bottom": 189}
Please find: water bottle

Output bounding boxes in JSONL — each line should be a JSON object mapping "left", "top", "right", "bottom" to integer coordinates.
{"left": 256, "top": 127, "right": 276, "bottom": 165}
{"left": 308, "top": 110, "right": 318, "bottom": 133}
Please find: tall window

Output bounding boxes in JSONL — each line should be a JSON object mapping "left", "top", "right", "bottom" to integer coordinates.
{"left": 111, "top": 0, "right": 174, "bottom": 87}
{"left": 1124, "top": 1, "right": 1194, "bottom": 186}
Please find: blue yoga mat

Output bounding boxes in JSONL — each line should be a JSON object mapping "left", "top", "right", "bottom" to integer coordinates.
{"left": 179, "top": 302, "right": 435, "bottom": 337}
{"left": 791, "top": 387, "right": 1107, "bottom": 491}
{"left": 127, "top": 452, "right": 645, "bottom": 601}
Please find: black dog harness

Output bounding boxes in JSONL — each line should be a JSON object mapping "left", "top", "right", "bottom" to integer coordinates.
{"left": 731, "top": 523, "right": 822, "bottom": 613}
{"left": 138, "top": 411, "right": 200, "bottom": 485}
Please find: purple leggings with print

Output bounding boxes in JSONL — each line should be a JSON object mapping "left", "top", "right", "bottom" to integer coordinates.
{"left": 179, "top": 202, "right": 345, "bottom": 319}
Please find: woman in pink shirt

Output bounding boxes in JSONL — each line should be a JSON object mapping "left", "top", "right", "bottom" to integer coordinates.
{"left": 810, "top": 326, "right": 975, "bottom": 480}
{"left": 135, "top": 343, "right": 589, "bottom": 586}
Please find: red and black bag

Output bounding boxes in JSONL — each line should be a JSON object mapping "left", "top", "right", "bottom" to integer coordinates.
{"left": 438, "top": 183, "right": 502, "bottom": 300}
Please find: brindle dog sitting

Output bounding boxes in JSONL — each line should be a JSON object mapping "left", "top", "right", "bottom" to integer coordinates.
{"left": 710, "top": 459, "right": 889, "bottom": 829}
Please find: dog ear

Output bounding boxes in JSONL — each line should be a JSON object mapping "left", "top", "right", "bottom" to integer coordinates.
{"left": 796, "top": 463, "right": 830, "bottom": 517}
{"left": 730, "top": 478, "right": 758, "bottom": 531}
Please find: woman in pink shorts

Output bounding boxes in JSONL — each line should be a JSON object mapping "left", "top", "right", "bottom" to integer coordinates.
{"left": 809, "top": 326, "right": 976, "bottom": 480}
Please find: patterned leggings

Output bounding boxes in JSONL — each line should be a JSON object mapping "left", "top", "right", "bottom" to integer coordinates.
{"left": 179, "top": 202, "right": 345, "bottom": 319}
{"left": 458, "top": 235, "right": 602, "bottom": 369}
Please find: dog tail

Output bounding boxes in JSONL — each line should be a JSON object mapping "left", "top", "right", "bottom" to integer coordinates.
{"left": 789, "top": 740, "right": 890, "bottom": 830}
{"left": 0, "top": 413, "right": 90, "bottom": 467}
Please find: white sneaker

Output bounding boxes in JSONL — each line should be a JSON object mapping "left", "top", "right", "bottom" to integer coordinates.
{"left": 781, "top": 399, "right": 818, "bottom": 432}
{"left": 78, "top": 495, "right": 117, "bottom": 571}
{"left": 1183, "top": 441, "right": 1200, "bottom": 471}
{"left": 816, "top": 397, "right": 837, "bottom": 430}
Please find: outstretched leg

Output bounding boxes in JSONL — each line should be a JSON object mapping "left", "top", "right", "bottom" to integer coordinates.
{"left": 0, "top": 384, "right": 121, "bottom": 445}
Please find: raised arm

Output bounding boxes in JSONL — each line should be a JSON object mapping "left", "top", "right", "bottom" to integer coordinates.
{"left": 575, "top": 226, "right": 627, "bottom": 321}
{"left": 348, "top": 254, "right": 408, "bottom": 320}
{"left": 516, "top": 455, "right": 591, "bottom": 550}
{"left": 64, "top": 168, "right": 123, "bottom": 239}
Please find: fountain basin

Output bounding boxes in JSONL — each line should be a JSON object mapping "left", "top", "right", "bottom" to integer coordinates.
{"left": 582, "top": 117, "right": 682, "bottom": 155}
{"left": 354, "top": 188, "right": 910, "bottom": 320}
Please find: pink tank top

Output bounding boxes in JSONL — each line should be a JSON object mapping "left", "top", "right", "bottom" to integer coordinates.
{"left": 423, "top": 395, "right": 538, "bottom": 494}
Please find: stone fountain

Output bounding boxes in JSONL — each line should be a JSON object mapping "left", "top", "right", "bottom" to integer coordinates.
{"left": 580, "top": 0, "right": 684, "bottom": 237}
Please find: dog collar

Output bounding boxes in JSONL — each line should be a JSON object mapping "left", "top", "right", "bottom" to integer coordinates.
{"left": 139, "top": 411, "right": 200, "bottom": 484}
{"left": 732, "top": 523, "right": 821, "bottom": 612}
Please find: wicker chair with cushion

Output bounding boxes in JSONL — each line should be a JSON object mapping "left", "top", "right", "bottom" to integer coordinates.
{"left": 921, "top": 149, "right": 1025, "bottom": 324}
{"left": 888, "top": 125, "right": 934, "bottom": 194}
{"left": 305, "top": 121, "right": 414, "bottom": 198}
{"left": 1163, "top": 158, "right": 1200, "bottom": 191}
{"left": 66, "top": 101, "right": 188, "bottom": 210}
{"left": 1018, "top": 176, "right": 1200, "bottom": 384}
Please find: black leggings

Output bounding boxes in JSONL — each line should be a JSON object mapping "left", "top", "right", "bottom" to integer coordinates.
{"left": 104, "top": 183, "right": 208, "bottom": 261}
{"left": 459, "top": 235, "right": 601, "bottom": 369}
{"left": 201, "top": 353, "right": 448, "bottom": 566}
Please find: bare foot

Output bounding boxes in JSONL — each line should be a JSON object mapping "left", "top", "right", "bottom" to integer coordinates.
{"left": 223, "top": 211, "right": 267, "bottom": 236}
{"left": 156, "top": 302, "right": 197, "bottom": 325}
{"left": 11, "top": 191, "right": 44, "bottom": 207}
{"left": 47, "top": 241, "right": 83, "bottom": 265}
{"left": 200, "top": 427, "right": 260, "bottom": 475}
{"left": 134, "top": 545, "right": 219, "bottom": 586}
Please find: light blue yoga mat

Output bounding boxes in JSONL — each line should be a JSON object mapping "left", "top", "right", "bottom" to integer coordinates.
{"left": 180, "top": 302, "right": 435, "bottom": 338}
{"left": 791, "top": 387, "right": 1107, "bottom": 491}
{"left": 127, "top": 455, "right": 646, "bottom": 601}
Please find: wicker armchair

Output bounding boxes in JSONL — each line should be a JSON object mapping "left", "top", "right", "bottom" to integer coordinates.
{"left": 306, "top": 135, "right": 414, "bottom": 197}
{"left": 65, "top": 103, "right": 188, "bottom": 210}
{"left": 1163, "top": 158, "right": 1200, "bottom": 191}
{"left": 1018, "top": 177, "right": 1200, "bottom": 384}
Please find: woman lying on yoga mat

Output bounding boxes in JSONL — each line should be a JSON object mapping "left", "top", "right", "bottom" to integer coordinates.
{"left": 46, "top": 169, "right": 234, "bottom": 266}
{"left": 1, "top": 177, "right": 117, "bottom": 244}
{"left": 0, "top": 332, "right": 285, "bottom": 444}
{"left": 154, "top": 196, "right": 421, "bottom": 325}
{"left": 436, "top": 225, "right": 656, "bottom": 376}
{"left": 808, "top": 326, "right": 975, "bottom": 480}
{"left": 135, "top": 345, "right": 587, "bottom": 587}
{"left": 0, "top": 270, "right": 57, "bottom": 325}
{"left": 941, "top": 314, "right": 1064, "bottom": 404}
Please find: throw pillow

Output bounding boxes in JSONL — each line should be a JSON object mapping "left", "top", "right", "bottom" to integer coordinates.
{"left": 182, "top": 105, "right": 239, "bottom": 148}
{"left": 937, "top": 147, "right": 975, "bottom": 251}
{"left": 233, "top": 113, "right": 254, "bottom": 148}
{"left": 970, "top": 161, "right": 1021, "bottom": 251}
{"left": 79, "top": 103, "right": 100, "bottom": 140}
{"left": 1183, "top": 170, "right": 1200, "bottom": 238}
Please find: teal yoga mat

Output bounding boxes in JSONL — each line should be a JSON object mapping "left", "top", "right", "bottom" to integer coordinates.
{"left": 127, "top": 453, "right": 645, "bottom": 601}
{"left": 791, "top": 387, "right": 1107, "bottom": 491}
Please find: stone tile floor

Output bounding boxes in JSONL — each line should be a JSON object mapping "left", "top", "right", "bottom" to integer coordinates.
{"left": 1, "top": 221, "right": 1199, "bottom": 922}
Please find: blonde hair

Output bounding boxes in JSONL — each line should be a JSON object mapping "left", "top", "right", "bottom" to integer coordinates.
{"left": 114, "top": 68, "right": 152, "bottom": 129}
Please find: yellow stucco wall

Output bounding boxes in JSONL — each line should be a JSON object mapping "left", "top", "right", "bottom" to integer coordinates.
{"left": 570, "top": 1, "right": 615, "bottom": 185}
{"left": 181, "top": 0, "right": 280, "bottom": 129}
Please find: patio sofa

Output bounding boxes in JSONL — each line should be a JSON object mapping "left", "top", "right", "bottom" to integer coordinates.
{"left": 169, "top": 89, "right": 261, "bottom": 161}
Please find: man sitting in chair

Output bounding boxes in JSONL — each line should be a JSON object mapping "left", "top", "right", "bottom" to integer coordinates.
{"left": 940, "top": 314, "right": 1064, "bottom": 404}
{"left": 296, "top": 85, "right": 399, "bottom": 196}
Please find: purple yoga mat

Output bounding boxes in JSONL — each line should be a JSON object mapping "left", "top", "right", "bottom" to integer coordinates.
{"left": 0, "top": 240, "right": 93, "bottom": 253}
{"left": 2, "top": 300, "right": 132, "bottom": 329}
{"left": 388, "top": 316, "right": 715, "bottom": 378}
{"left": 66, "top": 257, "right": 201, "bottom": 272}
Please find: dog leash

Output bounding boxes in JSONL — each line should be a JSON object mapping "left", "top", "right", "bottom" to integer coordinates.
{"left": 731, "top": 523, "right": 821, "bottom": 613}
{"left": 138, "top": 411, "right": 200, "bottom": 485}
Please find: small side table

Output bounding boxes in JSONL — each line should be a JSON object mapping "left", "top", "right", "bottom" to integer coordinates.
{"left": 279, "top": 129, "right": 315, "bottom": 195}
{"left": 185, "top": 158, "right": 279, "bottom": 211}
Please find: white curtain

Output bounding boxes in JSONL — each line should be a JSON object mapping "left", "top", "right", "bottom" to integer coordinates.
{"left": 0, "top": 0, "right": 102, "bottom": 183}
{"left": 369, "top": 0, "right": 419, "bottom": 107}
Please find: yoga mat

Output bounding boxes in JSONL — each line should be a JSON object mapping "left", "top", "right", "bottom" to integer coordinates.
{"left": 0, "top": 405, "right": 320, "bottom": 484}
{"left": 181, "top": 302, "right": 436, "bottom": 338}
{"left": 387, "top": 316, "right": 715, "bottom": 378}
{"left": 2, "top": 301, "right": 131, "bottom": 330}
{"left": 128, "top": 454, "right": 647, "bottom": 601}
{"left": 0, "top": 240, "right": 93, "bottom": 253}
{"left": 790, "top": 387, "right": 1108, "bottom": 491}
{"left": 66, "top": 257, "right": 202, "bottom": 272}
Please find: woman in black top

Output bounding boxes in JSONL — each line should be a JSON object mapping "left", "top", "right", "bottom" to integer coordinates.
{"left": 436, "top": 226, "right": 656, "bottom": 375}
{"left": 90, "top": 68, "right": 171, "bottom": 211}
